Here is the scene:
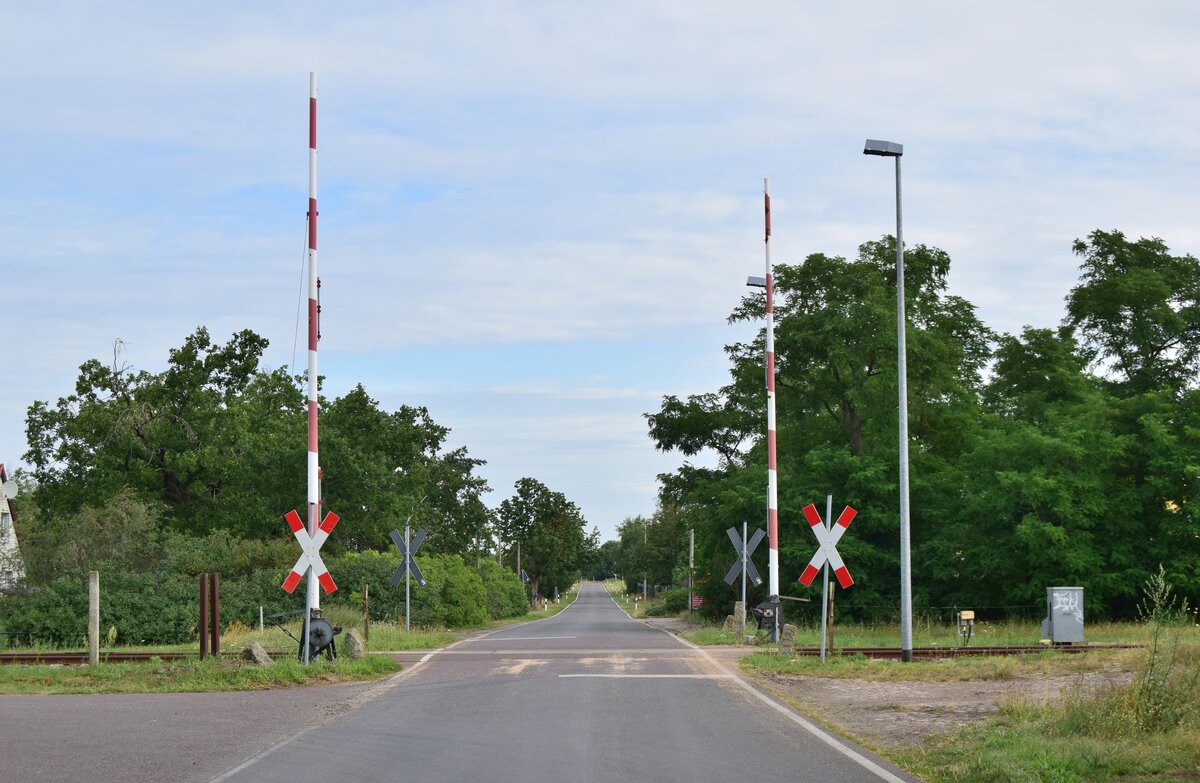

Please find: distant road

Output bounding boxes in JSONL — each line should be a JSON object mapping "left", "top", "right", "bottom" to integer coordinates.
{"left": 213, "top": 582, "right": 920, "bottom": 783}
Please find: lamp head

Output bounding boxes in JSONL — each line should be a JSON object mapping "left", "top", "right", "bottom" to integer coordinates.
{"left": 863, "top": 139, "right": 903, "bottom": 157}
{"left": 746, "top": 276, "right": 767, "bottom": 288}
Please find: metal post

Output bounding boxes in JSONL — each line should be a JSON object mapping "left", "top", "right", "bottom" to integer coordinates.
{"left": 643, "top": 522, "right": 648, "bottom": 600}
{"left": 199, "top": 573, "right": 209, "bottom": 661}
{"left": 364, "top": 584, "right": 369, "bottom": 643}
{"left": 405, "top": 523, "right": 412, "bottom": 633}
{"left": 740, "top": 521, "right": 748, "bottom": 636}
{"left": 88, "top": 571, "right": 99, "bottom": 666}
{"left": 209, "top": 573, "right": 220, "bottom": 657}
{"left": 820, "top": 495, "right": 831, "bottom": 663}
{"left": 762, "top": 178, "right": 780, "bottom": 643}
{"left": 303, "top": 70, "right": 320, "bottom": 666}
{"left": 259, "top": 605, "right": 264, "bottom": 634}
{"left": 894, "top": 155, "right": 913, "bottom": 663}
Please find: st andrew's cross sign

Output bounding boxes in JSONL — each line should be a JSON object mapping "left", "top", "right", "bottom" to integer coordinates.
{"left": 797, "top": 503, "right": 856, "bottom": 590}
{"left": 390, "top": 527, "right": 427, "bottom": 588}
{"left": 281, "top": 508, "right": 340, "bottom": 595}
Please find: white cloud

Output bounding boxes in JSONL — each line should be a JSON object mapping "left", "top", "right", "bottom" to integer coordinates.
{"left": 3, "top": 0, "right": 1199, "bottom": 533}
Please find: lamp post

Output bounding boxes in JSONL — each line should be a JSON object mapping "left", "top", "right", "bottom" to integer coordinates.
{"left": 863, "top": 138, "right": 913, "bottom": 663}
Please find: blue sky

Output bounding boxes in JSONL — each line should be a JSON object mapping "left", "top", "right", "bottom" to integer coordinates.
{"left": 3, "top": 2, "right": 1198, "bottom": 540}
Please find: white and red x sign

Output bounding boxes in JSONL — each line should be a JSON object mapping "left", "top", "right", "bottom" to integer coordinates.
{"left": 798, "top": 503, "right": 856, "bottom": 589}
{"left": 281, "top": 508, "right": 339, "bottom": 595}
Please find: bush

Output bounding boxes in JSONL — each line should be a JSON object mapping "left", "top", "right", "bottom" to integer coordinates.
{"left": 477, "top": 560, "right": 530, "bottom": 619}
{"left": 0, "top": 551, "right": 512, "bottom": 646}
{"left": 661, "top": 587, "right": 689, "bottom": 614}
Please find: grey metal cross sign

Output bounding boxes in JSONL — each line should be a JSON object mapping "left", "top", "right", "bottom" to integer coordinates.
{"left": 390, "top": 527, "right": 427, "bottom": 588}
{"left": 723, "top": 525, "right": 765, "bottom": 586}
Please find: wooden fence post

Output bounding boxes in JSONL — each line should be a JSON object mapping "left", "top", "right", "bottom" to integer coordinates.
{"left": 199, "top": 573, "right": 209, "bottom": 660}
{"left": 209, "top": 573, "right": 220, "bottom": 657}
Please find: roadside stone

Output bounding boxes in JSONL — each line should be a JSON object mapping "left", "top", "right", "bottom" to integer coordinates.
{"left": 778, "top": 623, "right": 797, "bottom": 653}
{"left": 722, "top": 615, "right": 736, "bottom": 631}
{"left": 241, "top": 640, "right": 273, "bottom": 666}
{"left": 343, "top": 628, "right": 366, "bottom": 660}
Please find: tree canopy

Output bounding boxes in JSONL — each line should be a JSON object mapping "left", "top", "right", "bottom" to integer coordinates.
{"left": 23, "top": 328, "right": 495, "bottom": 561}
{"left": 647, "top": 232, "right": 1200, "bottom": 621}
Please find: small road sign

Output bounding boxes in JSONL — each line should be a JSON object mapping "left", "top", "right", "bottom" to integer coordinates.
{"left": 691, "top": 595, "right": 705, "bottom": 609}
{"left": 798, "top": 503, "right": 855, "bottom": 589}
{"left": 390, "top": 528, "right": 427, "bottom": 588}
{"left": 282, "top": 509, "right": 340, "bottom": 594}
{"left": 724, "top": 526, "right": 765, "bottom": 587}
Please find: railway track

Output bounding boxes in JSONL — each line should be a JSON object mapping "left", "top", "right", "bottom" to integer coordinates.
{"left": 0, "top": 643, "right": 1137, "bottom": 666}
{"left": 786, "top": 643, "right": 1139, "bottom": 660}
{"left": 0, "top": 650, "right": 290, "bottom": 665}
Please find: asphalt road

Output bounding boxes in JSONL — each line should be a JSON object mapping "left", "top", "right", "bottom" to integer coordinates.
{"left": 211, "top": 583, "right": 921, "bottom": 783}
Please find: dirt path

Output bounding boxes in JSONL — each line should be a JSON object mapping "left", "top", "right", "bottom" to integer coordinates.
{"left": 642, "top": 617, "right": 1132, "bottom": 750}
{"left": 758, "top": 669, "right": 1132, "bottom": 749}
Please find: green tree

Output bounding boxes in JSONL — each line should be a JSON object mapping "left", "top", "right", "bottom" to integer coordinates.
{"left": 649, "top": 238, "right": 992, "bottom": 618}
{"left": 496, "top": 478, "right": 587, "bottom": 599}
{"left": 1066, "top": 229, "right": 1200, "bottom": 395}
{"left": 24, "top": 330, "right": 493, "bottom": 559}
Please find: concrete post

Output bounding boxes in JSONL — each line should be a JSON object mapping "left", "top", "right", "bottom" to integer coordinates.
{"left": 199, "top": 573, "right": 209, "bottom": 660}
{"left": 88, "top": 571, "right": 99, "bottom": 666}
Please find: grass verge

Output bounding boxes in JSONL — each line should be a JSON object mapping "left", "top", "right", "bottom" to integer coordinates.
{"left": 0, "top": 654, "right": 400, "bottom": 696}
{"left": 897, "top": 688, "right": 1200, "bottom": 782}
{"left": 741, "top": 619, "right": 1199, "bottom": 782}
{"left": 740, "top": 648, "right": 1140, "bottom": 682}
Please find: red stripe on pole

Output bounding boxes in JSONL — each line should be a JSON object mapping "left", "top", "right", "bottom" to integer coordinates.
{"left": 319, "top": 511, "right": 340, "bottom": 534}
{"left": 765, "top": 274, "right": 773, "bottom": 314}
{"left": 767, "top": 431, "right": 777, "bottom": 469}
{"left": 834, "top": 566, "right": 854, "bottom": 589}
{"left": 308, "top": 402, "right": 318, "bottom": 451}
{"left": 308, "top": 198, "right": 317, "bottom": 250}
{"left": 764, "top": 193, "right": 771, "bottom": 239}
{"left": 836, "top": 506, "right": 857, "bottom": 529}
{"left": 802, "top": 504, "right": 822, "bottom": 527}
{"left": 766, "top": 352, "right": 775, "bottom": 391}
{"left": 285, "top": 509, "right": 304, "bottom": 533}
{"left": 309, "top": 98, "right": 316, "bottom": 150}
{"left": 318, "top": 571, "right": 337, "bottom": 594}
{"left": 768, "top": 508, "right": 778, "bottom": 548}
{"left": 799, "top": 564, "right": 819, "bottom": 586}
{"left": 282, "top": 571, "right": 303, "bottom": 593}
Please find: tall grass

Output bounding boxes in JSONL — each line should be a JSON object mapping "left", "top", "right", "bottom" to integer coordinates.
{"left": 896, "top": 568, "right": 1200, "bottom": 782}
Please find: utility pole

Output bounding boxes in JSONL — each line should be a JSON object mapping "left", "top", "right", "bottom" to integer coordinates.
{"left": 688, "top": 528, "right": 694, "bottom": 615}
{"left": 643, "top": 521, "right": 648, "bottom": 600}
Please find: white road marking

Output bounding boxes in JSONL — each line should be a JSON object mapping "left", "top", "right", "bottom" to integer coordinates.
{"left": 559, "top": 673, "right": 734, "bottom": 679}
{"left": 488, "top": 635, "right": 578, "bottom": 641}
{"left": 436, "top": 648, "right": 700, "bottom": 655}
{"left": 614, "top": 588, "right": 916, "bottom": 783}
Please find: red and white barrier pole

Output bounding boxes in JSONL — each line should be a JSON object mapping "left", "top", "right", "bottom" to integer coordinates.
{"left": 764, "top": 179, "right": 779, "bottom": 627}
{"left": 305, "top": 72, "right": 320, "bottom": 661}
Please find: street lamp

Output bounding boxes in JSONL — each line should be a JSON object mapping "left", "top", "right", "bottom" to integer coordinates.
{"left": 863, "top": 138, "right": 913, "bottom": 663}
